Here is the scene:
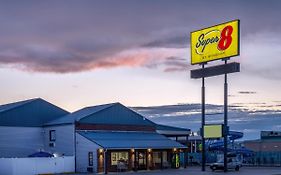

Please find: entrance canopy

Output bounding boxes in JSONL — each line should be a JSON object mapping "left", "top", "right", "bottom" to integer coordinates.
{"left": 78, "top": 131, "right": 186, "bottom": 149}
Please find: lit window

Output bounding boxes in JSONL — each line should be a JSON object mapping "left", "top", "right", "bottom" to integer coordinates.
{"left": 111, "top": 152, "right": 128, "bottom": 165}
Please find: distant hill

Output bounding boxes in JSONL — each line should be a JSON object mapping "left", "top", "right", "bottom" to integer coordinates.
{"left": 133, "top": 104, "right": 281, "bottom": 141}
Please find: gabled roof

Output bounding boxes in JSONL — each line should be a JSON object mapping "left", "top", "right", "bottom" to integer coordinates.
{"left": 0, "top": 98, "right": 36, "bottom": 113}
{"left": 0, "top": 98, "right": 69, "bottom": 127}
{"left": 156, "top": 124, "right": 190, "bottom": 136}
{"left": 46, "top": 103, "right": 115, "bottom": 125}
{"left": 78, "top": 131, "right": 186, "bottom": 149}
{"left": 156, "top": 124, "right": 190, "bottom": 132}
{"left": 46, "top": 102, "right": 155, "bottom": 126}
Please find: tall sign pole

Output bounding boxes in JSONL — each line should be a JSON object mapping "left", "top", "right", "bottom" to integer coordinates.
{"left": 190, "top": 20, "right": 240, "bottom": 172}
{"left": 201, "top": 63, "right": 206, "bottom": 171}
{"left": 223, "top": 59, "right": 228, "bottom": 172}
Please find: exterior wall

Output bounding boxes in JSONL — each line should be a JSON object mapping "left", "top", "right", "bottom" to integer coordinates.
{"left": 76, "top": 133, "right": 101, "bottom": 173}
{"left": 0, "top": 126, "right": 44, "bottom": 158}
{"left": 43, "top": 124, "right": 75, "bottom": 156}
{"left": 244, "top": 141, "right": 281, "bottom": 152}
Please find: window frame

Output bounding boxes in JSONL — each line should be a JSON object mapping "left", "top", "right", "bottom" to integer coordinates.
{"left": 88, "top": 152, "right": 93, "bottom": 166}
{"left": 49, "top": 130, "right": 56, "bottom": 142}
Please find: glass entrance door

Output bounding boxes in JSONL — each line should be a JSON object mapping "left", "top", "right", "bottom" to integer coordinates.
{"left": 137, "top": 151, "right": 147, "bottom": 170}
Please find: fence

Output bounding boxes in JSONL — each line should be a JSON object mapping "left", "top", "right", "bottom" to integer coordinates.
{"left": 182, "top": 152, "right": 281, "bottom": 167}
{"left": 0, "top": 156, "right": 75, "bottom": 175}
{"left": 244, "top": 151, "right": 281, "bottom": 167}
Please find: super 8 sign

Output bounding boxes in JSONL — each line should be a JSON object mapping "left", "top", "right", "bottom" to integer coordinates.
{"left": 190, "top": 20, "right": 240, "bottom": 65}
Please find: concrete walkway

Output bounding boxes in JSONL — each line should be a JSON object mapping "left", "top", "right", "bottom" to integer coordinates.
{"left": 73, "top": 166, "right": 281, "bottom": 175}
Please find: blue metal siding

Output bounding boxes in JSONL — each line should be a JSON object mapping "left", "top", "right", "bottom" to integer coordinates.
{"left": 78, "top": 131, "right": 186, "bottom": 149}
{"left": 45, "top": 103, "right": 115, "bottom": 125}
{"left": 79, "top": 103, "right": 155, "bottom": 126}
{"left": 0, "top": 98, "right": 69, "bottom": 127}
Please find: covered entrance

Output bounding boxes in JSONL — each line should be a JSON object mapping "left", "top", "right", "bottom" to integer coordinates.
{"left": 78, "top": 130, "right": 186, "bottom": 173}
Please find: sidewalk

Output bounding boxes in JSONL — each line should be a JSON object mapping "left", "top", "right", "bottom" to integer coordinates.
{"left": 73, "top": 166, "right": 281, "bottom": 175}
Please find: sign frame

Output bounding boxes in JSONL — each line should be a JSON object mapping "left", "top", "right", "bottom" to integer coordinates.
{"left": 190, "top": 19, "right": 240, "bottom": 65}
{"left": 203, "top": 124, "right": 224, "bottom": 139}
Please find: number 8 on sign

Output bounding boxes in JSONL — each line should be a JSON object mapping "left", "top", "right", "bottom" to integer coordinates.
{"left": 218, "top": 25, "right": 233, "bottom": 50}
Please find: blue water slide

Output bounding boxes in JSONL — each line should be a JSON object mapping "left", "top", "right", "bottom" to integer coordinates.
{"left": 208, "top": 131, "right": 254, "bottom": 156}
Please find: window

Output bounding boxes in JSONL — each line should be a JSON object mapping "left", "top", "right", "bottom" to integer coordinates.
{"left": 153, "top": 152, "right": 161, "bottom": 164}
{"left": 111, "top": 152, "right": 128, "bottom": 165}
{"left": 89, "top": 152, "right": 93, "bottom": 166}
{"left": 49, "top": 130, "right": 56, "bottom": 141}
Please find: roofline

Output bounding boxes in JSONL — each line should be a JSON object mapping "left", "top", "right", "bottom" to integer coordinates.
{"left": 0, "top": 98, "right": 38, "bottom": 116}
{"left": 0, "top": 98, "right": 70, "bottom": 126}
{"left": 78, "top": 103, "right": 117, "bottom": 122}
{"left": 103, "top": 146, "right": 187, "bottom": 150}
{"left": 123, "top": 104, "right": 156, "bottom": 126}
{"left": 156, "top": 124, "right": 191, "bottom": 132}
{"left": 76, "top": 131, "right": 104, "bottom": 148}
{"left": 43, "top": 123, "right": 74, "bottom": 127}
{"left": 77, "top": 130, "right": 187, "bottom": 149}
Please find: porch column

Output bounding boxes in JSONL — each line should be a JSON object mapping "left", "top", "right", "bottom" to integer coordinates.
{"left": 184, "top": 148, "right": 188, "bottom": 168}
{"left": 134, "top": 150, "right": 137, "bottom": 171}
{"left": 104, "top": 150, "right": 108, "bottom": 174}
{"left": 160, "top": 151, "right": 163, "bottom": 169}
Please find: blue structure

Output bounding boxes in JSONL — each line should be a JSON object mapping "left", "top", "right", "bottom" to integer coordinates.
{"left": 28, "top": 151, "right": 54, "bottom": 157}
{"left": 0, "top": 98, "right": 69, "bottom": 127}
{"left": 208, "top": 131, "right": 253, "bottom": 156}
{"left": 79, "top": 131, "right": 185, "bottom": 149}
{"left": 0, "top": 98, "right": 189, "bottom": 173}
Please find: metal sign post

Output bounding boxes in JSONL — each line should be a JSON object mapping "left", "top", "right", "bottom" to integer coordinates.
{"left": 190, "top": 20, "right": 240, "bottom": 172}
{"left": 223, "top": 59, "right": 228, "bottom": 172}
{"left": 201, "top": 63, "right": 206, "bottom": 171}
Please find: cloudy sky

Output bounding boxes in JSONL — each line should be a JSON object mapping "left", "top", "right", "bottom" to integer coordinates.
{"left": 0, "top": 0, "right": 281, "bottom": 111}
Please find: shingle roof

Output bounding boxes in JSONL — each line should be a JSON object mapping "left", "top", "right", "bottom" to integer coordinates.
{"left": 78, "top": 131, "right": 186, "bottom": 149}
{"left": 0, "top": 98, "right": 69, "bottom": 127}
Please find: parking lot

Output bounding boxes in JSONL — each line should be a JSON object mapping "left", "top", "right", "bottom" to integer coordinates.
{"left": 127, "top": 167, "right": 281, "bottom": 175}
{"left": 73, "top": 166, "right": 281, "bottom": 175}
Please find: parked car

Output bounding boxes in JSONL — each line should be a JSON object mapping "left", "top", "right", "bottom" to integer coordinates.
{"left": 210, "top": 157, "right": 242, "bottom": 171}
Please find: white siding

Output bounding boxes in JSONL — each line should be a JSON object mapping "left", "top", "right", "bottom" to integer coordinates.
{"left": 76, "top": 133, "right": 101, "bottom": 173}
{"left": 0, "top": 126, "right": 44, "bottom": 158}
{"left": 43, "top": 125, "right": 75, "bottom": 156}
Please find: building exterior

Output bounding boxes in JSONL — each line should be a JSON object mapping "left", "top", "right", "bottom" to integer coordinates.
{"left": 0, "top": 98, "right": 188, "bottom": 174}
{"left": 0, "top": 98, "right": 69, "bottom": 158}
{"left": 244, "top": 131, "right": 281, "bottom": 152}
{"left": 243, "top": 131, "right": 281, "bottom": 166}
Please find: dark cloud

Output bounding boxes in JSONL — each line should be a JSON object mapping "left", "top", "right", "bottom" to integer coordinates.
{"left": 238, "top": 91, "right": 257, "bottom": 94}
{"left": 142, "top": 36, "right": 189, "bottom": 48}
{"left": 162, "top": 57, "right": 189, "bottom": 72}
{"left": 0, "top": 0, "right": 280, "bottom": 73}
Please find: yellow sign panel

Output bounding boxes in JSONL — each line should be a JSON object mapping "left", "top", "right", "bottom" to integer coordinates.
{"left": 203, "top": 124, "right": 223, "bottom": 139}
{"left": 191, "top": 20, "right": 240, "bottom": 65}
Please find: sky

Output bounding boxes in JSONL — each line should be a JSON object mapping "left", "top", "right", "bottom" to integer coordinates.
{"left": 134, "top": 104, "right": 281, "bottom": 140}
{"left": 0, "top": 0, "right": 281, "bottom": 112}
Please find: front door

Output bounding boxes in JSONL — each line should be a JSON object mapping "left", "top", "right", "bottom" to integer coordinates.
{"left": 137, "top": 151, "right": 147, "bottom": 170}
